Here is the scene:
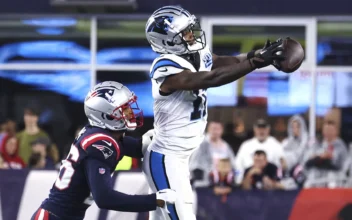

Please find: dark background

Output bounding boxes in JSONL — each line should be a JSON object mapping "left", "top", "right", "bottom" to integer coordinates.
{"left": 1, "top": 0, "right": 351, "bottom": 15}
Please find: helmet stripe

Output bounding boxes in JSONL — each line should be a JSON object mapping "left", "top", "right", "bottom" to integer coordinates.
{"left": 182, "top": 8, "right": 191, "bottom": 17}
{"left": 153, "top": 6, "right": 189, "bottom": 17}
{"left": 153, "top": 6, "right": 180, "bottom": 14}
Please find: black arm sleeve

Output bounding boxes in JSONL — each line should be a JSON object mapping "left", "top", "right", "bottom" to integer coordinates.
{"left": 122, "top": 136, "right": 143, "bottom": 158}
{"left": 84, "top": 158, "right": 157, "bottom": 212}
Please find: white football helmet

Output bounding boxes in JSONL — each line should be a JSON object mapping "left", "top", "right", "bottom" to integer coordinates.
{"left": 145, "top": 5, "right": 206, "bottom": 55}
{"left": 84, "top": 81, "right": 143, "bottom": 131}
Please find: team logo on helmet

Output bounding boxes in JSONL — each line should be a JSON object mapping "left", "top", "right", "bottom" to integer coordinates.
{"left": 87, "top": 88, "right": 115, "bottom": 103}
{"left": 147, "top": 16, "right": 173, "bottom": 35}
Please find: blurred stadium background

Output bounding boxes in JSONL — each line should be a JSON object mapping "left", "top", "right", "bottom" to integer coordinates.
{"left": 1, "top": 0, "right": 352, "bottom": 220}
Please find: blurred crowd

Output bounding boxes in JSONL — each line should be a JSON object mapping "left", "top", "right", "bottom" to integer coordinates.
{"left": 1, "top": 105, "right": 351, "bottom": 199}
{"left": 189, "top": 114, "right": 352, "bottom": 200}
{"left": 0, "top": 106, "right": 60, "bottom": 170}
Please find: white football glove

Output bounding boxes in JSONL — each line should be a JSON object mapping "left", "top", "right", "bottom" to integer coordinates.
{"left": 156, "top": 189, "right": 177, "bottom": 213}
{"left": 142, "top": 129, "right": 154, "bottom": 155}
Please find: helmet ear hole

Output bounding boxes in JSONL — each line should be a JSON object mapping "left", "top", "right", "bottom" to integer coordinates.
{"left": 167, "top": 41, "right": 175, "bottom": 46}
{"left": 105, "top": 114, "right": 115, "bottom": 121}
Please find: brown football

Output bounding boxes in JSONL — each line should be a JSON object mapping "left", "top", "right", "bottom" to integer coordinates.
{"left": 278, "top": 38, "right": 304, "bottom": 73}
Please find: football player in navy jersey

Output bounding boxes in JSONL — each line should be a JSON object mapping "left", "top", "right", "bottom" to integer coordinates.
{"left": 31, "top": 81, "right": 176, "bottom": 220}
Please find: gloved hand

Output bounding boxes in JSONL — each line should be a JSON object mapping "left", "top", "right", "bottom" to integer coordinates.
{"left": 249, "top": 38, "right": 285, "bottom": 69}
{"left": 272, "top": 37, "right": 291, "bottom": 70}
{"left": 262, "top": 39, "right": 272, "bottom": 50}
{"left": 246, "top": 39, "right": 273, "bottom": 59}
{"left": 156, "top": 189, "right": 177, "bottom": 213}
{"left": 142, "top": 129, "right": 154, "bottom": 155}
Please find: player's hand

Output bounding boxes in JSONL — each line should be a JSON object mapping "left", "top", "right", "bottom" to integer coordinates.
{"left": 156, "top": 189, "right": 177, "bottom": 212}
{"left": 272, "top": 37, "right": 291, "bottom": 70}
{"left": 249, "top": 38, "right": 285, "bottom": 69}
{"left": 262, "top": 39, "right": 272, "bottom": 50}
{"left": 142, "top": 129, "right": 154, "bottom": 155}
{"left": 247, "top": 39, "right": 272, "bottom": 59}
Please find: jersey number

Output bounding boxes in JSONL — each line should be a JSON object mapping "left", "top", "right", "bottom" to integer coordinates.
{"left": 190, "top": 90, "right": 207, "bottom": 120}
{"left": 55, "top": 144, "right": 79, "bottom": 190}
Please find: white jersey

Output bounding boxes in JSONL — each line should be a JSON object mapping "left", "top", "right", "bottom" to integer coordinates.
{"left": 149, "top": 46, "right": 213, "bottom": 155}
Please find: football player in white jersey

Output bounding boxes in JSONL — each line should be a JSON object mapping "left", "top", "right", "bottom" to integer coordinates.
{"left": 142, "top": 5, "right": 285, "bottom": 220}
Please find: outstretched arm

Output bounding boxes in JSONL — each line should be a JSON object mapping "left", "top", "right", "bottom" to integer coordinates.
{"left": 84, "top": 158, "right": 159, "bottom": 212}
{"left": 212, "top": 53, "right": 253, "bottom": 69}
{"left": 160, "top": 59, "right": 253, "bottom": 91}
{"left": 211, "top": 39, "right": 275, "bottom": 69}
{"left": 160, "top": 39, "right": 284, "bottom": 92}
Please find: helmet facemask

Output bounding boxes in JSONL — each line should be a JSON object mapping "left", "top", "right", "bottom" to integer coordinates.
{"left": 182, "top": 18, "right": 206, "bottom": 53}
{"left": 171, "top": 15, "right": 206, "bottom": 54}
{"left": 109, "top": 95, "right": 143, "bottom": 131}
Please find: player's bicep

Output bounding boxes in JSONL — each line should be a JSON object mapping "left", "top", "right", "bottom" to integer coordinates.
{"left": 150, "top": 58, "right": 193, "bottom": 92}
{"left": 150, "top": 58, "right": 188, "bottom": 82}
{"left": 84, "top": 158, "right": 113, "bottom": 197}
{"left": 160, "top": 70, "right": 191, "bottom": 92}
{"left": 84, "top": 158, "right": 111, "bottom": 183}
{"left": 152, "top": 65, "right": 188, "bottom": 93}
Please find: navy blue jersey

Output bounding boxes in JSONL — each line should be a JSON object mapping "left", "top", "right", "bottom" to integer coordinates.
{"left": 39, "top": 125, "right": 156, "bottom": 220}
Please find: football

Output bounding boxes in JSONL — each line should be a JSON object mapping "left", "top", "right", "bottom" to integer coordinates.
{"left": 277, "top": 37, "right": 304, "bottom": 73}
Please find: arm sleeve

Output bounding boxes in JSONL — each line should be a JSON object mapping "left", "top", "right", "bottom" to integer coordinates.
{"left": 122, "top": 136, "right": 143, "bottom": 158}
{"left": 84, "top": 158, "right": 157, "bottom": 212}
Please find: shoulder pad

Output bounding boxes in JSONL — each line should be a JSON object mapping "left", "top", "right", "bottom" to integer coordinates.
{"left": 150, "top": 55, "right": 196, "bottom": 79}
{"left": 80, "top": 133, "right": 120, "bottom": 161}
